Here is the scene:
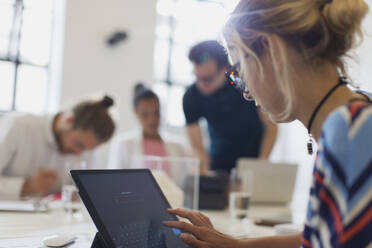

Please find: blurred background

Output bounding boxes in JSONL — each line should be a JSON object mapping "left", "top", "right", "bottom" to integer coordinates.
{"left": 0, "top": 0, "right": 371, "bottom": 207}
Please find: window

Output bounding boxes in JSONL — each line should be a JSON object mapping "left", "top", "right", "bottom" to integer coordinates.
{"left": 152, "top": 1, "right": 316, "bottom": 209}
{"left": 153, "top": 0, "right": 239, "bottom": 127}
{"left": 0, "top": 0, "right": 54, "bottom": 114}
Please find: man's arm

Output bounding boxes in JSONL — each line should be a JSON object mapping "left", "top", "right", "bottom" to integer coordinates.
{"left": 0, "top": 123, "right": 26, "bottom": 199}
{"left": 0, "top": 120, "right": 58, "bottom": 198}
{"left": 257, "top": 110, "right": 278, "bottom": 159}
{"left": 186, "top": 123, "right": 210, "bottom": 174}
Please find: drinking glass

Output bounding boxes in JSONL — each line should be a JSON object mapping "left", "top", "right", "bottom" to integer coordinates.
{"left": 229, "top": 169, "right": 253, "bottom": 219}
{"left": 61, "top": 160, "right": 87, "bottom": 216}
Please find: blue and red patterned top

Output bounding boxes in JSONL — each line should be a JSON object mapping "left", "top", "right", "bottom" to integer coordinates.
{"left": 302, "top": 98, "right": 372, "bottom": 247}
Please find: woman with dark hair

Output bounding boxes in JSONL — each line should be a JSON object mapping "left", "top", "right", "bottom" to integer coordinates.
{"left": 108, "top": 83, "right": 188, "bottom": 171}
{"left": 164, "top": 0, "right": 372, "bottom": 247}
{"left": 0, "top": 95, "right": 115, "bottom": 198}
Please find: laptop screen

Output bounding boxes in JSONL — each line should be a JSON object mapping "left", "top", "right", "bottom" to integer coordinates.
{"left": 72, "top": 170, "right": 189, "bottom": 248}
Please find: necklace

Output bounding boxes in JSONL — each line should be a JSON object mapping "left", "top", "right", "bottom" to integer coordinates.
{"left": 306, "top": 77, "right": 347, "bottom": 155}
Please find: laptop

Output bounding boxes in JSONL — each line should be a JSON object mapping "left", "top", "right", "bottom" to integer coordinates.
{"left": 71, "top": 169, "right": 189, "bottom": 248}
{"left": 237, "top": 159, "right": 298, "bottom": 204}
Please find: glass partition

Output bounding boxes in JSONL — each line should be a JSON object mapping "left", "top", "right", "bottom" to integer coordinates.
{"left": 130, "top": 155, "right": 200, "bottom": 210}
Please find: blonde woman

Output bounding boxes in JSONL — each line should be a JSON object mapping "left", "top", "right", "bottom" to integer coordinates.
{"left": 165, "top": 0, "right": 372, "bottom": 247}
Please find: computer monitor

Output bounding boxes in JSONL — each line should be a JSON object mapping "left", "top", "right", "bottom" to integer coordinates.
{"left": 237, "top": 159, "right": 298, "bottom": 204}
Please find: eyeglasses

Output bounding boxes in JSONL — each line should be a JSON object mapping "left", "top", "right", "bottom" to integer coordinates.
{"left": 225, "top": 62, "right": 248, "bottom": 94}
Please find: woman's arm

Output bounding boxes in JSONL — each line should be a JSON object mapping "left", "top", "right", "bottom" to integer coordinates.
{"left": 164, "top": 209, "right": 301, "bottom": 248}
{"left": 237, "top": 234, "right": 301, "bottom": 248}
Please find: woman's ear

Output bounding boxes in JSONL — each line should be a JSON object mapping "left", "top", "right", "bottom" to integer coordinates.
{"left": 260, "top": 36, "right": 269, "bottom": 50}
{"left": 261, "top": 34, "right": 284, "bottom": 73}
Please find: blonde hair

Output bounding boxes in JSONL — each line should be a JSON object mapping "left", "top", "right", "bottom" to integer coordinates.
{"left": 222, "top": 0, "right": 369, "bottom": 121}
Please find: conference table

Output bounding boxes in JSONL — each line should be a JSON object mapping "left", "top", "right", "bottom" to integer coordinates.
{"left": 0, "top": 201, "right": 305, "bottom": 247}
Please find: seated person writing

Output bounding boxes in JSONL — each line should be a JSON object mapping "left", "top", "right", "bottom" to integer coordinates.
{"left": 0, "top": 96, "right": 115, "bottom": 199}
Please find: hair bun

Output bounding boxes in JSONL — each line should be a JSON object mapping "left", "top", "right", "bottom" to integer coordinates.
{"left": 101, "top": 95, "right": 114, "bottom": 108}
{"left": 322, "top": 0, "right": 368, "bottom": 37}
{"left": 134, "top": 82, "right": 147, "bottom": 95}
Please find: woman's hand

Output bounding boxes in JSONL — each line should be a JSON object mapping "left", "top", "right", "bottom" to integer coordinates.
{"left": 164, "top": 208, "right": 240, "bottom": 248}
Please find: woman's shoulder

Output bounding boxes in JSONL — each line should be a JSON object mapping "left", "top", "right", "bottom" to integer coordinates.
{"left": 319, "top": 99, "right": 372, "bottom": 185}
{"left": 323, "top": 99, "right": 372, "bottom": 136}
{"left": 165, "top": 141, "right": 186, "bottom": 151}
{"left": 110, "top": 129, "right": 142, "bottom": 146}
{"left": 160, "top": 131, "right": 190, "bottom": 157}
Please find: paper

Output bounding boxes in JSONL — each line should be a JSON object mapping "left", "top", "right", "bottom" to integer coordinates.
{"left": 0, "top": 200, "right": 48, "bottom": 212}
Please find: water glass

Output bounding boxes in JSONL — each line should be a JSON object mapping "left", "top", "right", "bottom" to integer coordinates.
{"left": 229, "top": 191, "right": 251, "bottom": 219}
{"left": 229, "top": 168, "right": 253, "bottom": 219}
{"left": 62, "top": 184, "right": 81, "bottom": 214}
{"left": 62, "top": 161, "right": 86, "bottom": 215}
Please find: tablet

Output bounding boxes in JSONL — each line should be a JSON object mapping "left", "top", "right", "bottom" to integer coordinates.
{"left": 71, "top": 169, "right": 189, "bottom": 248}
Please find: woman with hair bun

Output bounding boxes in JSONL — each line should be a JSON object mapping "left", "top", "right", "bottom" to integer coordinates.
{"left": 108, "top": 83, "right": 188, "bottom": 174}
{"left": 0, "top": 95, "right": 116, "bottom": 199}
{"left": 165, "top": 0, "right": 372, "bottom": 247}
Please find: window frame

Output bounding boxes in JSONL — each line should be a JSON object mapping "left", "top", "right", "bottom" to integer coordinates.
{"left": 0, "top": 0, "right": 52, "bottom": 113}
{"left": 153, "top": 0, "right": 234, "bottom": 127}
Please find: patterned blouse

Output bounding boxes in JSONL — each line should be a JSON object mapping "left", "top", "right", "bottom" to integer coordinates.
{"left": 302, "top": 99, "right": 372, "bottom": 247}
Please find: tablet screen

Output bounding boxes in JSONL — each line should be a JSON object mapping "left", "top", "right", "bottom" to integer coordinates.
{"left": 72, "top": 170, "right": 189, "bottom": 248}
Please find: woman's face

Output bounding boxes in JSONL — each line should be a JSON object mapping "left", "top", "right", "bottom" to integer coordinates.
{"left": 136, "top": 98, "right": 160, "bottom": 137}
{"left": 227, "top": 44, "right": 288, "bottom": 122}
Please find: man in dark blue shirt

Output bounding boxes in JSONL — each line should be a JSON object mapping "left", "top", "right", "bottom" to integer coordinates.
{"left": 183, "top": 40, "right": 278, "bottom": 173}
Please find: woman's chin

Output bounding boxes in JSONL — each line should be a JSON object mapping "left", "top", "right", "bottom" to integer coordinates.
{"left": 270, "top": 112, "right": 295, "bottom": 124}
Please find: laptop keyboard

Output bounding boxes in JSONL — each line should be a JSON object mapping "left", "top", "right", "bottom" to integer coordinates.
{"left": 115, "top": 220, "right": 166, "bottom": 248}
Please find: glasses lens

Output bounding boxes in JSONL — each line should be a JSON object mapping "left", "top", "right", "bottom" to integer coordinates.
{"left": 225, "top": 68, "right": 246, "bottom": 93}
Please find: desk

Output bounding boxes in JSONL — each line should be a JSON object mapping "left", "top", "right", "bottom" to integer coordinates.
{"left": 0, "top": 202, "right": 302, "bottom": 247}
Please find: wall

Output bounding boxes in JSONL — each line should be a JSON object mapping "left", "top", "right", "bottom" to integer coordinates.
{"left": 60, "top": 0, "right": 157, "bottom": 131}
{"left": 349, "top": 4, "right": 372, "bottom": 91}
{"left": 58, "top": 0, "right": 157, "bottom": 167}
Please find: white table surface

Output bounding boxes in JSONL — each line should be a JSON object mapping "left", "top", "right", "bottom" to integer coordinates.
{"left": 0, "top": 201, "right": 304, "bottom": 247}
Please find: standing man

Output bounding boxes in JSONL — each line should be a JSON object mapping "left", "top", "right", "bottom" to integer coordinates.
{"left": 183, "top": 40, "right": 277, "bottom": 173}
{"left": 0, "top": 96, "right": 115, "bottom": 199}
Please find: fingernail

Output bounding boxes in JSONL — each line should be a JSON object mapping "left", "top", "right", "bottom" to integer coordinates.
{"left": 180, "top": 234, "right": 187, "bottom": 240}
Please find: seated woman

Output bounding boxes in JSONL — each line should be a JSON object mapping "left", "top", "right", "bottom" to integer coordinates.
{"left": 108, "top": 83, "right": 188, "bottom": 173}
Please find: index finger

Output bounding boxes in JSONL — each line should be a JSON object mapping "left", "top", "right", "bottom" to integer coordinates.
{"left": 168, "top": 209, "right": 206, "bottom": 226}
{"left": 168, "top": 209, "right": 198, "bottom": 220}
